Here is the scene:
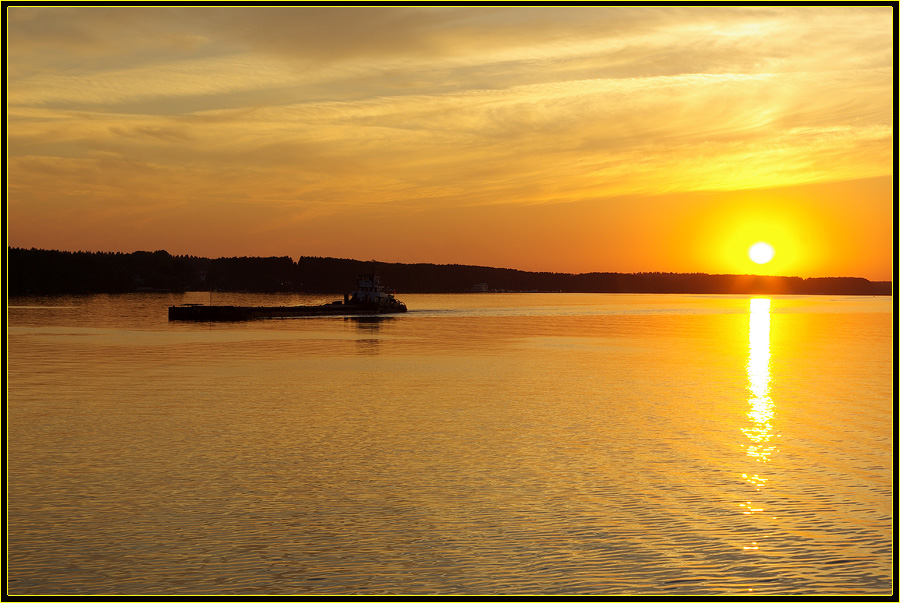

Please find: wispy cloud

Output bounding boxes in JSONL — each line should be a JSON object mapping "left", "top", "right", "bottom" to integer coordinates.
{"left": 6, "top": 6, "right": 893, "bottom": 275}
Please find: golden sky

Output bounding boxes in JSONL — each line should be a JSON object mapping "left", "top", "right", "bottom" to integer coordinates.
{"left": 6, "top": 6, "right": 894, "bottom": 279}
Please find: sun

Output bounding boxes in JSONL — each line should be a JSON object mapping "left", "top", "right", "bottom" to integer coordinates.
{"left": 748, "top": 242, "right": 775, "bottom": 265}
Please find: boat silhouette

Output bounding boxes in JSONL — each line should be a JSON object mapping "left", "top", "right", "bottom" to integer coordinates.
{"left": 168, "top": 273, "right": 407, "bottom": 321}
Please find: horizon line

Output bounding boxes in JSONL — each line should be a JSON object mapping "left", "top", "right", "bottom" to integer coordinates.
{"left": 6, "top": 246, "right": 893, "bottom": 284}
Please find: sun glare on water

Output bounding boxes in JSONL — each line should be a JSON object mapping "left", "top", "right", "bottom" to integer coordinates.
{"left": 748, "top": 242, "right": 775, "bottom": 265}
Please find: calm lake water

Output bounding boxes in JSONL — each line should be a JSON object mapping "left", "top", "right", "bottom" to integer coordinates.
{"left": 6, "top": 292, "right": 894, "bottom": 595}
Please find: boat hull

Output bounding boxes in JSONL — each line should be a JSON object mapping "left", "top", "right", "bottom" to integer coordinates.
{"left": 168, "top": 303, "right": 406, "bottom": 321}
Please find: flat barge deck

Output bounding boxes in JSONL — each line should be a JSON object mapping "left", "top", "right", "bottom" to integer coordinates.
{"left": 168, "top": 303, "right": 399, "bottom": 321}
{"left": 169, "top": 273, "right": 407, "bottom": 322}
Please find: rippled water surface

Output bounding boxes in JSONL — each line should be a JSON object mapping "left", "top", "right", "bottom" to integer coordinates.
{"left": 6, "top": 293, "right": 893, "bottom": 595}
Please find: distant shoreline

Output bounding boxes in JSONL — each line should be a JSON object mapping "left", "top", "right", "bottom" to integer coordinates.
{"left": 7, "top": 247, "right": 892, "bottom": 297}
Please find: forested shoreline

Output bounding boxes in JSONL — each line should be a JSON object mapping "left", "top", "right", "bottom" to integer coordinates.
{"left": 7, "top": 247, "right": 892, "bottom": 296}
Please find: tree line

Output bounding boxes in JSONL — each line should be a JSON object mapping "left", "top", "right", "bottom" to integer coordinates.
{"left": 6, "top": 247, "right": 892, "bottom": 296}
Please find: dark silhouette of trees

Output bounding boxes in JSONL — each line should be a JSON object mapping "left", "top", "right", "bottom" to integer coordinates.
{"left": 8, "top": 248, "right": 210, "bottom": 294}
{"left": 207, "top": 256, "right": 296, "bottom": 292}
{"left": 6, "top": 247, "right": 892, "bottom": 296}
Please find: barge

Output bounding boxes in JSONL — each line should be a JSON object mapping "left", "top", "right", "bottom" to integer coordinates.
{"left": 169, "top": 273, "right": 407, "bottom": 321}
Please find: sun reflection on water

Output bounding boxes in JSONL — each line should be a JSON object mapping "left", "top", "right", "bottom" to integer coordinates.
{"left": 743, "top": 298, "right": 777, "bottom": 466}
{"left": 739, "top": 298, "right": 779, "bottom": 550}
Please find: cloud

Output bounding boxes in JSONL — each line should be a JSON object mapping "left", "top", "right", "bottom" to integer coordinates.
{"left": 7, "top": 5, "right": 893, "bottom": 214}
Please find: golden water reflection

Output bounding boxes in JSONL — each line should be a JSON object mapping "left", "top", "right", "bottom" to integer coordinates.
{"left": 743, "top": 297, "right": 777, "bottom": 467}
{"left": 740, "top": 298, "right": 778, "bottom": 537}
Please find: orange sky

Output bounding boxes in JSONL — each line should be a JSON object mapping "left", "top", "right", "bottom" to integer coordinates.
{"left": 6, "top": 6, "right": 894, "bottom": 280}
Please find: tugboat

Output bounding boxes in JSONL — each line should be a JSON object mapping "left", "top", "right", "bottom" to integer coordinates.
{"left": 168, "top": 273, "right": 407, "bottom": 321}
{"left": 344, "top": 273, "right": 407, "bottom": 313}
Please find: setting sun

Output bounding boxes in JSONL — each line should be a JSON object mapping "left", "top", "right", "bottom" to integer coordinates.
{"left": 748, "top": 242, "right": 775, "bottom": 265}
{"left": 5, "top": 6, "right": 893, "bottom": 281}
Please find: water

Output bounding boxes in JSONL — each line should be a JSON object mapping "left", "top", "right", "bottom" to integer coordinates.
{"left": 6, "top": 293, "right": 893, "bottom": 595}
